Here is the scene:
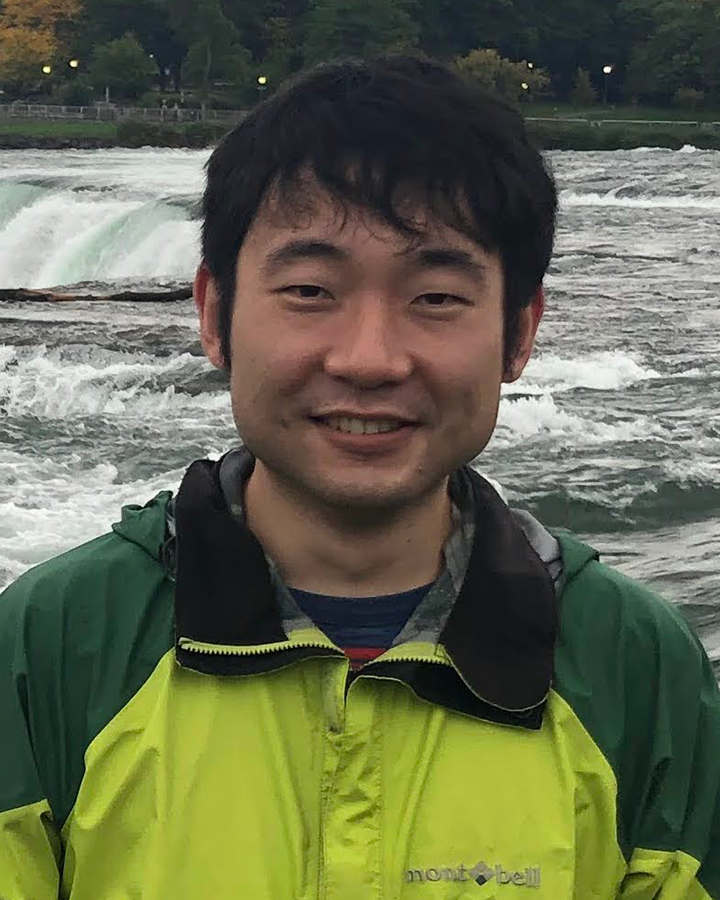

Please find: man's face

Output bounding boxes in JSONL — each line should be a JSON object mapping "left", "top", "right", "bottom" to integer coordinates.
{"left": 199, "top": 182, "right": 540, "bottom": 518}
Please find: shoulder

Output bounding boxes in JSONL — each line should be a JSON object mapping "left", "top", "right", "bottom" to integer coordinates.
{"left": 0, "top": 491, "right": 173, "bottom": 650}
{"left": 0, "top": 493, "right": 176, "bottom": 826}
{"left": 552, "top": 528, "right": 705, "bottom": 677}
{"left": 549, "top": 532, "right": 720, "bottom": 884}
{"left": 551, "top": 529, "right": 720, "bottom": 841}
{"left": 0, "top": 490, "right": 176, "bottom": 692}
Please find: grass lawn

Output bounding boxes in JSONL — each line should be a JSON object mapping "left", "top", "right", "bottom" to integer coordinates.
{"left": 0, "top": 120, "right": 118, "bottom": 138}
{"left": 523, "top": 102, "right": 720, "bottom": 122}
{"left": 1, "top": 106, "right": 718, "bottom": 150}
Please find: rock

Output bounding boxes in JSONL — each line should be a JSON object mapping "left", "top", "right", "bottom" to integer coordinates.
{"left": 0, "top": 287, "right": 193, "bottom": 302}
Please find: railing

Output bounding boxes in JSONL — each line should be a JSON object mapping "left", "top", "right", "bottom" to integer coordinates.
{"left": 526, "top": 116, "right": 720, "bottom": 128}
{"left": 0, "top": 103, "right": 248, "bottom": 124}
{"left": 1, "top": 104, "right": 717, "bottom": 130}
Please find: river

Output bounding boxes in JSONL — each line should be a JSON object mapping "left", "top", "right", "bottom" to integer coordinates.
{"left": 1, "top": 145, "right": 719, "bottom": 671}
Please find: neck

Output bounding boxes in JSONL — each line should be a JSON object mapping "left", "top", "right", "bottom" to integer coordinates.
{"left": 243, "top": 462, "right": 454, "bottom": 597}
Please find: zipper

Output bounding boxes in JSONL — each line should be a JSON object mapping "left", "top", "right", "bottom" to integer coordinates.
{"left": 178, "top": 636, "right": 343, "bottom": 657}
{"left": 363, "top": 654, "right": 452, "bottom": 668}
{"left": 179, "top": 642, "right": 535, "bottom": 716}
{"left": 361, "top": 652, "right": 546, "bottom": 715}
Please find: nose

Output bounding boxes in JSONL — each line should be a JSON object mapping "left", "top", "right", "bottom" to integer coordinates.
{"left": 322, "top": 297, "right": 413, "bottom": 387}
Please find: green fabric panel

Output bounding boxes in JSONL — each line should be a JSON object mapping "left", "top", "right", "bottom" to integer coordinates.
{"left": 111, "top": 490, "right": 173, "bottom": 557}
{"left": 552, "top": 530, "right": 720, "bottom": 898}
{"left": 0, "top": 581, "right": 48, "bottom": 812}
{"left": 0, "top": 800, "right": 61, "bottom": 899}
{"left": 0, "top": 492, "right": 174, "bottom": 829}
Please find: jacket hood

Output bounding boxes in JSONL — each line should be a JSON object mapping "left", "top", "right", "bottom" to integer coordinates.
{"left": 551, "top": 529, "right": 600, "bottom": 585}
{"left": 112, "top": 490, "right": 173, "bottom": 563}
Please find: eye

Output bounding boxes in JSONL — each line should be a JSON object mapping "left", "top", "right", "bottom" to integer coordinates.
{"left": 414, "top": 293, "right": 466, "bottom": 308}
{"left": 281, "top": 285, "right": 332, "bottom": 300}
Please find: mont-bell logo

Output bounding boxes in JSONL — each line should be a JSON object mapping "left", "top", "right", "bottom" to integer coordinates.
{"left": 405, "top": 859, "right": 541, "bottom": 888}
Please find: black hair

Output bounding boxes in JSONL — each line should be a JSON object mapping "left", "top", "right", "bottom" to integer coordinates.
{"left": 201, "top": 52, "right": 557, "bottom": 374}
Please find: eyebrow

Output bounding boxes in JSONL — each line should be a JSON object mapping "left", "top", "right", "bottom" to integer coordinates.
{"left": 407, "top": 246, "right": 488, "bottom": 281}
{"left": 261, "top": 240, "right": 348, "bottom": 276}
{"left": 260, "top": 239, "right": 488, "bottom": 281}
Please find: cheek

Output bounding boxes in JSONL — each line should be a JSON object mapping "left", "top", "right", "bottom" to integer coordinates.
{"left": 433, "top": 354, "right": 503, "bottom": 440}
{"left": 449, "top": 342, "right": 503, "bottom": 402}
{"left": 229, "top": 320, "right": 314, "bottom": 415}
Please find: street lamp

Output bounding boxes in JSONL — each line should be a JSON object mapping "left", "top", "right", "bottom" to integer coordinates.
{"left": 527, "top": 62, "right": 534, "bottom": 69}
{"left": 602, "top": 64, "right": 613, "bottom": 105}
{"left": 257, "top": 75, "right": 268, "bottom": 89}
{"left": 42, "top": 65, "right": 52, "bottom": 75}
{"left": 69, "top": 59, "right": 79, "bottom": 69}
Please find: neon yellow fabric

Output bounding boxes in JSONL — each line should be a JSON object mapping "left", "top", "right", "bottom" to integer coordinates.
{"left": 1, "top": 645, "right": 713, "bottom": 899}
{"left": 0, "top": 799, "right": 61, "bottom": 900}
{"left": 619, "top": 848, "right": 712, "bottom": 899}
{"left": 51, "top": 646, "right": 702, "bottom": 900}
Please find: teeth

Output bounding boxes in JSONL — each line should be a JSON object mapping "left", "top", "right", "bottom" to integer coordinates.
{"left": 323, "top": 417, "right": 403, "bottom": 434}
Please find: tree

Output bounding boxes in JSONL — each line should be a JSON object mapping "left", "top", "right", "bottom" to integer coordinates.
{"left": 0, "top": 26, "right": 55, "bottom": 93}
{"left": 571, "top": 67, "right": 597, "bottom": 105}
{"left": 79, "top": 0, "right": 185, "bottom": 88}
{"left": 255, "top": 16, "right": 295, "bottom": 87}
{"left": 0, "top": 0, "right": 81, "bottom": 94}
{"left": 508, "top": 0, "right": 622, "bottom": 96}
{"left": 414, "top": 0, "right": 522, "bottom": 61}
{"left": 167, "top": 0, "right": 252, "bottom": 97}
{"left": 618, "top": 0, "right": 720, "bottom": 101}
{"left": 455, "top": 48, "right": 550, "bottom": 104}
{"left": 0, "top": 0, "right": 81, "bottom": 29}
{"left": 88, "top": 33, "right": 158, "bottom": 100}
{"left": 218, "top": 0, "right": 309, "bottom": 64}
{"left": 304, "top": 0, "right": 420, "bottom": 64}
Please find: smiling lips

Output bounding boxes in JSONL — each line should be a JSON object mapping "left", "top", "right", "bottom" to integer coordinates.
{"left": 320, "top": 416, "right": 405, "bottom": 434}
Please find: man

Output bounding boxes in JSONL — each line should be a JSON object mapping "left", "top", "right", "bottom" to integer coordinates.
{"left": 1, "top": 54, "right": 719, "bottom": 899}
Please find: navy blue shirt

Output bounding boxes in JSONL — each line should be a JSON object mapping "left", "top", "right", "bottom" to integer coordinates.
{"left": 289, "top": 583, "right": 434, "bottom": 669}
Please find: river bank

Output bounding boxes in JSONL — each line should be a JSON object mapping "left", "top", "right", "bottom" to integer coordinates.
{"left": 0, "top": 120, "right": 227, "bottom": 149}
{"left": 1, "top": 115, "right": 719, "bottom": 151}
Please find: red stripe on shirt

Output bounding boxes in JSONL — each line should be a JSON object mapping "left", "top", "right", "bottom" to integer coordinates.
{"left": 344, "top": 647, "right": 386, "bottom": 669}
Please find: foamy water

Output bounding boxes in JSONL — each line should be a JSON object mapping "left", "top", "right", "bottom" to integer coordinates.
{"left": 0, "top": 148, "right": 205, "bottom": 288}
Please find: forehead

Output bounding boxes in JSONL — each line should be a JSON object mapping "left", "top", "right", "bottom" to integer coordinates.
{"left": 243, "top": 174, "right": 488, "bottom": 260}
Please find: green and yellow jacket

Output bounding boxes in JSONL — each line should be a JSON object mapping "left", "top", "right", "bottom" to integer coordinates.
{"left": 1, "top": 452, "right": 719, "bottom": 900}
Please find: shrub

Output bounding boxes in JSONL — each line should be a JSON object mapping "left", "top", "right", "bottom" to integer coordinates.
{"left": 115, "top": 120, "right": 229, "bottom": 148}
{"left": 138, "top": 90, "right": 163, "bottom": 108}
{"left": 455, "top": 49, "right": 551, "bottom": 104}
{"left": 116, "top": 121, "right": 183, "bottom": 147}
{"left": 526, "top": 120, "right": 598, "bottom": 150}
{"left": 526, "top": 120, "right": 720, "bottom": 151}
{"left": 89, "top": 33, "right": 158, "bottom": 101}
{"left": 672, "top": 87, "right": 705, "bottom": 110}
{"left": 571, "top": 68, "right": 597, "bottom": 107}
{"left": 182, "top": 121, "right": 228, "bottom": 147}
{"left": 59, "top": 77, "right": 95, "bottom": 107}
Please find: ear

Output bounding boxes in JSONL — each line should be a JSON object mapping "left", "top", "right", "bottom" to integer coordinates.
{"left": 194, "top": 264, "right": 227, "bottom": 370}
{"left": 502, "top": 285, "right": 545, "bottom": 384}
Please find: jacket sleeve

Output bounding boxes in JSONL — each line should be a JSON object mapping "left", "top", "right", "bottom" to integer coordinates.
{"left": 0, "top": 578, "right": 62, "bottom": 899}
{"left": 618, "top": 628, "right": 720, "bottom": 900}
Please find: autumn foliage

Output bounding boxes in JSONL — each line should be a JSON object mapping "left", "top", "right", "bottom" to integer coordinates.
{"left": 0, "top": 0, "right": 82, "bottom": 90}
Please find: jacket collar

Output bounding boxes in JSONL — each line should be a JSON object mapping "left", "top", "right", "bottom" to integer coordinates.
{"left": 439, "top": 470, "right": 557, "bottom": 713}
{"left": 173, "top": 453, "right": 558, "bottom": 725}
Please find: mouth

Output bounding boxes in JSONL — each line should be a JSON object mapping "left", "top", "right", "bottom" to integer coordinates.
{"left": 308, "top": 416, "right": 419, "bottom": 453}
{"left": 310, "top": 415, "right": 412, "bottom": 435}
